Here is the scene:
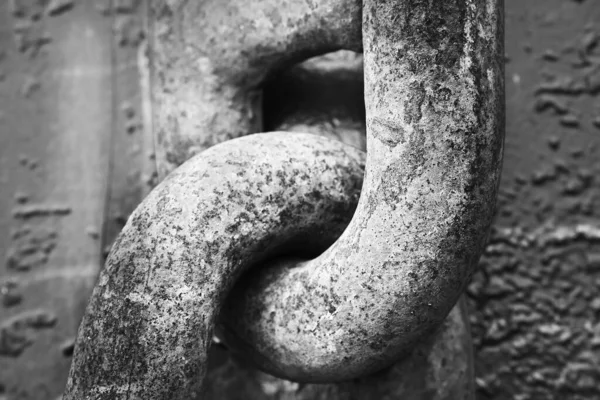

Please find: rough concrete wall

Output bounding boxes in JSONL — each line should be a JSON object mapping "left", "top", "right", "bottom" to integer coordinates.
{"left": 1, "top": 1, "right": 600, "bottom": 400}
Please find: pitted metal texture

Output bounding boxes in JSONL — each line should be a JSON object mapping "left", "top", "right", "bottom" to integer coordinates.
{"left": 219, "top": 0, "right": 504, "bottom": 382}
{"left": 64, "top": 0, "right": 504, "bottom": 399}
{"left": 64, "top": 133, "right": 365, "bottom": 399}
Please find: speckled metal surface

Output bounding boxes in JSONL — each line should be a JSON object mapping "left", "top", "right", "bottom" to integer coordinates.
{"left": 206, "top": 296, "right": 474, "bottom": 400}
{"left": 62, "top": 131, "right": 475, "bottom": 400}
{"left": 63, "top": 133, "right": 365, "bottom": 399}
{"left": 203, "top": 50, "right": 475, "bottom": 400}
{"left": 64, "top": 0, "right": 503, "bottom": 399}
{"left": 219, "top": 0, "right": 505, "bottom": 382}
{"left": 150, "top": 0, "right": 362, "bottom": 179}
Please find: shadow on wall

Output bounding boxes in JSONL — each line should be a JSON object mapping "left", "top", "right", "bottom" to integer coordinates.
{"left": 1, "top": 0, "right": 600, "bottom": 399}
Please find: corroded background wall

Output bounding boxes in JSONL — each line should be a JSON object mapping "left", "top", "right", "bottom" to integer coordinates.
{"left": 1, "top": 1, "right": 600, "bottom": 399}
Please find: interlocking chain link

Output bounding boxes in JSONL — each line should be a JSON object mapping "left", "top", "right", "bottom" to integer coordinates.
{"left": 64, "top": 1, "right": 504, "bottom": 399}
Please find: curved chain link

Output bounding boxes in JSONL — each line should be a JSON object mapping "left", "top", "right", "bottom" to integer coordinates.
{"left": 64, "top": 1, "right": 504, "bottom": 399}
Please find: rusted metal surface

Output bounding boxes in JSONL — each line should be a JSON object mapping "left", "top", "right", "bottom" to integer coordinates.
{"left": 64, "top": 0, "right": 503, "bottom": 399}
{"left": 64, "top": 133, "right": 365, "bottom": 399}
{"left": 62, "top": 131, "right": 476, "bottom": 400}
{"left": 202, "top": 50, "right": 475, "bottom": 400}
{"left": 150, "top": 0, "right": 362, "bottom": 179}
{"left": 7, "top": 1, "right": 600, "bottom": 400}
{"left": 220, "top": 0, "right": 504, "bottom": 382}
{"left": 205, "top": 296, "right": 474, "bottom": 400}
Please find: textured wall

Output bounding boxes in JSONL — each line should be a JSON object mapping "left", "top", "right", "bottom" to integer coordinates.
{"left": 1, "top": 1, "right": 600, "bottom": 399}
{"left": 470, "top": 1, "right": 600, "bottom": 399}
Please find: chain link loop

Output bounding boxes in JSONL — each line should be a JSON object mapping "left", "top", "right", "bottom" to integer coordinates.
{"left": 64, "top": 0, "right": 504, "bottom": 399}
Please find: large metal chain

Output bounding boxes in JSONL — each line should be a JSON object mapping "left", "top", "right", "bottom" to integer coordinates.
{"left": 64, "top": 1, "right": 504, "bottom": 399}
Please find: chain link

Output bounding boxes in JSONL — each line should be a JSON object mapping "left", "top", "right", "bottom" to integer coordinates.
{"left": 64, "top": 1, "right": 504, "bottom": 399}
